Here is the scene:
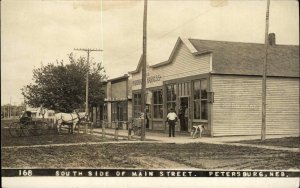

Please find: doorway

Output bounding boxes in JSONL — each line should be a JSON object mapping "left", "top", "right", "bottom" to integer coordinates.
{"left": 179, "top": 97, "right": 189, "bottom": 131}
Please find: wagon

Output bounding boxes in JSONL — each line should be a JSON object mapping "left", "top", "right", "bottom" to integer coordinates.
{"left": 9, "top": 111, "right": 51, "bottom": 137}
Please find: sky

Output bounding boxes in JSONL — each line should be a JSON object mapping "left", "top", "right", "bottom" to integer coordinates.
{"left": 1, "top": 0, "right": 299, "bottom": 105}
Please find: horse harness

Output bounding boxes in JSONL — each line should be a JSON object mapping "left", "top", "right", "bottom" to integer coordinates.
{"left": 58, "top": 112, "right": 84, "bottom": 125}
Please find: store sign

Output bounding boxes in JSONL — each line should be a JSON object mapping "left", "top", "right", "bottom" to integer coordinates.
{"left": 132, "top": 74, "right": 162, "bottom": 86}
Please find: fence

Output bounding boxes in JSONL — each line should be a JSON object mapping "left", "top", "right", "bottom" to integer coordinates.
{"left": 101, "top": 119, "right": 143, "bottom": 141}
{"left": 101, "top": 121, "right": 126, "bottom": 130}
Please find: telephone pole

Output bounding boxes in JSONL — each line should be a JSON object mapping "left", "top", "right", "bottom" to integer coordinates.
{"left": 9, "top": 97, "right": 12, "bottom": 119}
{"left": 140, "top": 0, "right": 148, "bottom": 141}
{"left": 261, "top": 0, "right": 271, "bottom": 141}
{"left": 74, "top": 48, "right": 103, "bottom": 121}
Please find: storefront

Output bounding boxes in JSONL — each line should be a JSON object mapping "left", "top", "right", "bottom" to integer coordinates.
{"left": 132, "top": 75, "right": 211, "bottom": 133}
{"left": 130, "top": 37, "right": 213, "bottom": 134}
{"left": 129, "top": 36, "right": 299, "bottom": 136}
{"left": 101, "top": 75, "right": 132, "bottom": 129}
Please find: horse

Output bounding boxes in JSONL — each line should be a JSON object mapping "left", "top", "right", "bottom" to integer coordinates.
{"left": 54, "top": 112, "right": 87, "bottom": 134}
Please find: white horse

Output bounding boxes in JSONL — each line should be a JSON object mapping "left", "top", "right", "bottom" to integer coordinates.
{"left": 54, "top": 112, "right": 87, "bottom": 134}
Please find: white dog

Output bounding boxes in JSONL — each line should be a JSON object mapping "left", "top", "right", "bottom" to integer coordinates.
{"left": 190, "top": 124, "right": 205, "bottom": 138}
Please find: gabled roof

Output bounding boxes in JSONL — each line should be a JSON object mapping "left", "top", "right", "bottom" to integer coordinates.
{"left": 128, "top": 55, "right": 143, "bottom": 74}
{"left": 129, "top": 37, "right": 211, "bottom": 74}
{"left": 189, "top": 39, "right": 299, "bottom": 77}
{"left": 129, "top": 37, "right": 299, "bottom": 77}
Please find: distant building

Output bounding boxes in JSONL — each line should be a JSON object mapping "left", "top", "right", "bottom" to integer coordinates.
{"left": 26, "top": 105, "right": 55, "bottom": 119}
{"left": 129, "top": 35, "right": 299, "bottom": 136}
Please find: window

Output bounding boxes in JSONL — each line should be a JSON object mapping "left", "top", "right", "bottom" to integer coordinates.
{"left": 166, "top": 84, "right": 177, "bottom": 111}
{"left": 103, "top": 104, "right": 107, "bottom": 121}
{"left": 153, "top": 90, "right": 163, "bottom": 119}
{"left": 111, "top": 102, "right": 128, "bottom": 121}
{"left": 193, "top": 79, "right": 208, "bottom": 120}
{"left": 111, "top": 103, "right": 118, "bottom": 121}
{"left": 133, "top": 93, "right": 142, "bottom": 118}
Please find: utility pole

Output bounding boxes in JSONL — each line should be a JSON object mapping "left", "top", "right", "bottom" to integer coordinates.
{"left": 140, "top": 0, "right": 148, "bottom": 141}
{"left": 74, "top": 48, "right": 103, "bottom": 121}
{"left": 9, "top": 97, "right": 12, "bottom": 119}
{"left": 3, "top": 106, "right": 6, "bottom": 119}
{"left": 261, "top": 0, "right": 271, "bottom": 141}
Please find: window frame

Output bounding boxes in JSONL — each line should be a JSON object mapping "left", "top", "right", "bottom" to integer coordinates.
{"left": 193, "top": 79, "right": 208, "bottom": 120}
{"left": 133, "top": 93, "right": 142, "bottom": 118}
{"left": 152, "top": 89, "right": 163, "bottom": 119}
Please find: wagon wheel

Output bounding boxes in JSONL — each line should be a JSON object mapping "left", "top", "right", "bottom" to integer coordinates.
{"left": 27, "top": 122, "right": 43, "bottom": 136}
{"left": 9, "top": 122, "right": 22, "bottom": 137}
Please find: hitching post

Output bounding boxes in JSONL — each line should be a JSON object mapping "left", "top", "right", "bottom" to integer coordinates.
{"left": 115, "top": 124, "right": 119, "bottom": 141}
{"left": 102, "top": 120, "right": 106, "bottom": 139}
{"left": 128, "top": 121, "right": 132, "bottom": 140}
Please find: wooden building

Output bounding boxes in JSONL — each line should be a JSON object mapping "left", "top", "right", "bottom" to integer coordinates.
{"left": 100, "top": 75, "right": 132, "bottom": 129}
{"left": 129, "top": 36, "right": 299, "bottom": 136}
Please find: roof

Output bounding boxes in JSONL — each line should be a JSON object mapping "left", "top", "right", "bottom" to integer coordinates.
{"left": 128, "top": 37, "right": 211, "bottom": 74}
{"left": 129, "top": 37, "right": 299, "bottom": 77}
{"left": 107, "top": 74, "right": 129, "bottom": 83}
{"left": 189, "top": 39, "right": 299, "bottom": 77}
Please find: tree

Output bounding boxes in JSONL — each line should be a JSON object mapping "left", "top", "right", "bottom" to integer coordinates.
{"left": 22, "top": 53, "right": 107, "bottom": 113}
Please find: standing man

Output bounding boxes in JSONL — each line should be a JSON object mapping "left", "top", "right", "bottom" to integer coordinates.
{"left": 166, "top": 108, "right": 178, "bottom": 137}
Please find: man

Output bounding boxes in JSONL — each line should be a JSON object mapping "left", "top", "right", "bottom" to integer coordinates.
{"left": 166, "top": 108, "right": 178, "bottom": 137}
{"left": 20, "top": 111, "right": 32, "bottom": 125}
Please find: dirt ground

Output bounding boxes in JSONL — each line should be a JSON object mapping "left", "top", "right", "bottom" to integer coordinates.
{"left": 234, "top": 136, "right": 299, "bottom": 148}
{"left": 2, "top": 142, "right": 299, "bottom": 170}
{"left": 2, "top": 120, "right": 299, "bottom": 170}
{"left": 1, "top": 120, "right": 110, "bottom": 147}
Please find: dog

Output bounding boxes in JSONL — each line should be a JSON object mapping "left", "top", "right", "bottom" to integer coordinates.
{"left": 190, "top": 124, "right": 205, "bottom": 138}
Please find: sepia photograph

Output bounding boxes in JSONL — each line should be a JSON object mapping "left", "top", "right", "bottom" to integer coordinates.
{"left": 1, "top": 0, "right": 299, "bottom": 187}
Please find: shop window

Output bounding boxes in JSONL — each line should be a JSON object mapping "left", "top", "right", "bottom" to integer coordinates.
{"left": 111, "top": 103, "right": 118, "bottom": 121}
{"left": 111, "top": 102, "right": 128, "bottom": 121}
{"left": 119, "top": 102, "right": 128, "bottom": 121}
{"left": 153, "top": 90, "right": 163, "bottom": 119}
{"left": 103, "top": 104, "right": 107, "bottom": 121}
{"left": 133, "top": 93, "right": 142, "bottom": 118}
{"left": 193, "top": 79, "right": 208, "bottom": 120}
{"left": 167, "top": 84, "right": 177, "bottom": 111}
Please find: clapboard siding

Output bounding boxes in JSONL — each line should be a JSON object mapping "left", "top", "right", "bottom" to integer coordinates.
{"left": 132, "top": 42, "right": 210, "bottom": 90}
{"left": 161, "top": 43, "right": 210, "bottom": 81}
{"left": 266, "top": 78, "right": 299, "bottom": 134}
{"left": 211, "top": 75, "right": 299, "bottom": 136}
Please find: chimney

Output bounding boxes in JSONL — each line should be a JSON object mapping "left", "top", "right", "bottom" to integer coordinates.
{"left": 268, "top": 33, "right": 276, "bottom": 46}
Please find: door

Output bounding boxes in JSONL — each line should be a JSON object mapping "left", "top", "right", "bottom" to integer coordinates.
{"left": 179, "top": 97, "right": 189, "bottom": 131}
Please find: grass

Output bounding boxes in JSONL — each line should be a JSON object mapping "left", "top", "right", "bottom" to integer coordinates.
{"left": 234, "top": 137, "right": 299, "bottom": 148}
{"left": 1, "top": 120, "right": 109, "bottom": 147}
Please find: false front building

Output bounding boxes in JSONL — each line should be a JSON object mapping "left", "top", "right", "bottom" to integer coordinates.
{"left": 129, "top": 36, "right": 299, "bottom": 136}
{"left": 101, "top": 75, "right": 132, "bottom": 129}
